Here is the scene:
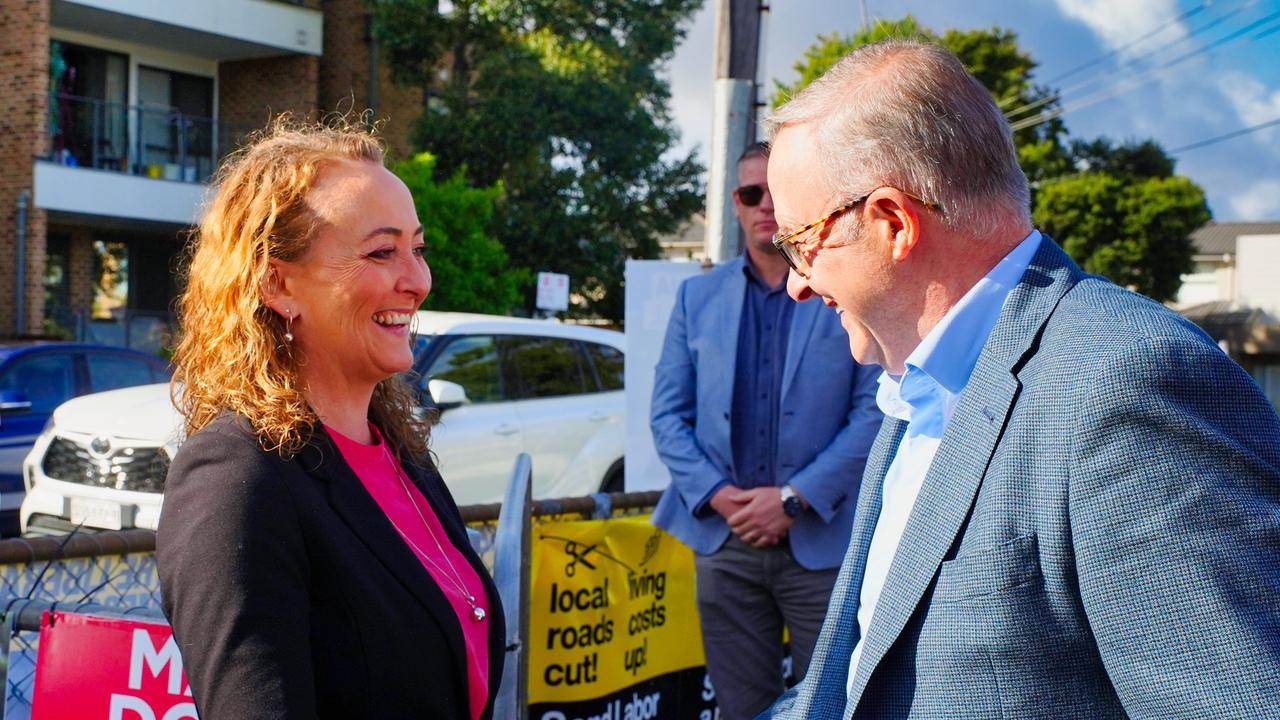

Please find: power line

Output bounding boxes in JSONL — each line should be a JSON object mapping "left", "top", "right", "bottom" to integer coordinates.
{"left": 1003, "top": 3, "right": 1247, "bottom": 121}
{"left": 1043, "top": 2, "right": 1209, "bottom": 86}
{"left": 996, "top": 3, "right": 1209, "bottom": 110}
{"left": 1156, "top": 9, "right": 1280, "bottom": 70}
{"left": 1008, "top": 8, "right": 1280, "bottom": 133}
{"left": 1257, "top": 22, "right": 1280, "bottom": 41}
{"left": 1168, "top": 116, "right": 1280, "bottom": 154}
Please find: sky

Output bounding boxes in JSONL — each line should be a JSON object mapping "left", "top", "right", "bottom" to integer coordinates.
{"left": 663, "top": 0, "right": 1280, "bottom": 221}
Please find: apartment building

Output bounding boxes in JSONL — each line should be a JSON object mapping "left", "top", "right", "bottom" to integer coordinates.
{"left": 0, "top": 0, "right": 425, "bottom": 346}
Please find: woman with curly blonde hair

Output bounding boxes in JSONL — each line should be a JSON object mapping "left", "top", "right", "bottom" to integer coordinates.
{"left": 156, "top": 119, "right": 504, "bottom": 719}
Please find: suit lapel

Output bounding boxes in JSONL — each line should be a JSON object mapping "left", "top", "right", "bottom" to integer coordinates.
{"left": 715, "top": 257, "right": 746, "bottom": 387}
{"left": 781, "top": 298, "right": 820, "bottom": 397}
{"left": 710, "top": 259, "right": 747, "bottom": 460}
{"left": 299, "top": 431, "right": 471, "bottom": 708}
{"left": 403, "top": 457, "right": 505, "bottom": 628}
{"left": 783, "top": 418, "right": 903, "bottom": 718}
{"left": 843, "top": 236, "right": 1083, "bottom": 714}
{"left": 403, "top": 456, "right": 507, "bottom": 715}
{"left": 844, "top": 368, "right": 1018, "bottom": 712}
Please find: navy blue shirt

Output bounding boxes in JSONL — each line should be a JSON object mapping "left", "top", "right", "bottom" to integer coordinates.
{"left": 730, "top": 254, "right": 795, "bottom": 489}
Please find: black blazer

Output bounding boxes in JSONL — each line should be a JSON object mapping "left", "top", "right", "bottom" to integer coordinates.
{"left": 156, "top": 413, "right": 505, "bottom": 719}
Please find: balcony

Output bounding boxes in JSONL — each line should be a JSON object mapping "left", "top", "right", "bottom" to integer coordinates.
{"left": 51, "top": 0, "right": 323, "bottom": 60}
{"left": 47, "top": 92, "right": 242, "bottom": 182}
{"left": 34, "top": 93, "right": 248, "bottom": 226}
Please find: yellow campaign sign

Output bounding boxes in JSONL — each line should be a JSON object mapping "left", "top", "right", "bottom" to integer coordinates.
{"left": 529, "top": 516, "right": 716, "bottom": 717}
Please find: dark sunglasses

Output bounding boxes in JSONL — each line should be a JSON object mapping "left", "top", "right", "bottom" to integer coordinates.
{"left": 735, "top": 184, "right": 768, "bottom": 207}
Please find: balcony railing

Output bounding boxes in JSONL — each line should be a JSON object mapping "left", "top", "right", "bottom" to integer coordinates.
{"left": 45, "top": 93, "right": 248, "bottom": 184}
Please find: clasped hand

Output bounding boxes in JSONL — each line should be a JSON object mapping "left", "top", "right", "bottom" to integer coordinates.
{"left": 709, "top": 485, "right": 794, "bottom": 549}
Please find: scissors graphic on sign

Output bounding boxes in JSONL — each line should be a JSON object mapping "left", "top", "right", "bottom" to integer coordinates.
{"left": 562, "top": 541, "right": 597, "bottom": 576}
{"left": 540, "top": 534, "right": 636, "bottom": 576}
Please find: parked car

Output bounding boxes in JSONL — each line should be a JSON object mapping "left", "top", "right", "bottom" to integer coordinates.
{"left": 20, "top": 312, "right": 625, "bottom": 533}
{"left": 0, "top": 342, "right": 171, "bottom": 535}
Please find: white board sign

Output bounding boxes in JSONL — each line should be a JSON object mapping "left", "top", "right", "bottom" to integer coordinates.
{"left": 535, "top": 272, "right": 570, "bottom": 312}
{"left": 623, "top": 259, "right": 704, "bottom": 492}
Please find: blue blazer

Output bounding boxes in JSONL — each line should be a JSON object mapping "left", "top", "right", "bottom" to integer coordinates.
{"left": 649, "top": 256, "right": 882, "bottom": 570}
{"left": 763, "top": 238, "right": 1280, "bottom": 718}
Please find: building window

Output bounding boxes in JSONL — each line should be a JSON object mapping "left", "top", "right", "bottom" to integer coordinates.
{"left": 43, "top": 233, "right": 72, "bottom": 337}
{"left": 92, "top": 240, "right": 129, "bottom": 320}
{"left": 48, "top": 41, "right": 129, "bottom": 171}
{"left": 138, "top": 66, "right": 215, "bottom": 181}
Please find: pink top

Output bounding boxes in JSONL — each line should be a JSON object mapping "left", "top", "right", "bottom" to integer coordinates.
{"left": 326, "top": 423, "right": 489, "bottom": 720}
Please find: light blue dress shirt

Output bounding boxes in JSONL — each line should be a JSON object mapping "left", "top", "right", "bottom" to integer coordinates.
{"left": 846, "top": 230, "right": 1042, "bottom": 693}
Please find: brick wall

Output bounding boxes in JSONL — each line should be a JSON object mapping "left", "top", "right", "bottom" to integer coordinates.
{"left": 318, "top": 0, "right": 423, "bottom": 161}
{"left": 372, "top": 58, "right": 426, "bottom": 162}
{"left": 218, "top": 54, "right": 321, "bottom": 142}
{"left": 66, "top": 227, "right": 94, "bottom": 315}
{"left": 0, "top": 0, "right": 50, "bottom": 337}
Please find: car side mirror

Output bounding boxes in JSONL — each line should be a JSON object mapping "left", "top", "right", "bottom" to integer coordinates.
{"left": 0, "top": 391, "right": 32, "bottom": 415}
{"left": 426, "top": 379, "right": 467, "bottom": 412}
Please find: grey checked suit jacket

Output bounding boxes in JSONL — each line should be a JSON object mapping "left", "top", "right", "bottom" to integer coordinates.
{"left": 761, "top": 238, "right": 1280, "bottom": 719}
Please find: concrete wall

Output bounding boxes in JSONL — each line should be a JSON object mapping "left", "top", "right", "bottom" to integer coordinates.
{"left": 1236, "top": 234, "right": 1280, "bottom": 318}
{"left": 60, "top": 0, "right": 323, "bottom": 57}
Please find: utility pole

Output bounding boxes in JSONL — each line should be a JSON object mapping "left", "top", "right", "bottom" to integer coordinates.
{"left": 705, "top": 0, "right": 766, "bottom": 263}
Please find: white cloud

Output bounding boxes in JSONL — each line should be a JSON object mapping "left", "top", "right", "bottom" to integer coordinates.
{"left": 1053, "top": 0, "right": 1188, "bottom": 55}
{"left": 1230, "top": 179, "right": 1280, "bottom": 220}
{"left": 1220, "top": 71, "right": 1280, "bottom": 127}
{"left": 665, "top": 1, "right": 715, "bottom": 167}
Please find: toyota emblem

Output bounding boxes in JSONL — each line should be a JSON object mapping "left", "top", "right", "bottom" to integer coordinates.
{"left": 89, "top": 436, "right": 113, "bottom": 456}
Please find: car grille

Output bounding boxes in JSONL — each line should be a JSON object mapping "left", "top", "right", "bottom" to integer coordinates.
{"left": 41, "top": 437, "right": 169, "bottom": 493}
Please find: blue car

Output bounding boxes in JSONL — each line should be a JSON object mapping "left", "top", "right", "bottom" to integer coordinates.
{"left": 0, "top": 342, "right": 171, "bottom": 536}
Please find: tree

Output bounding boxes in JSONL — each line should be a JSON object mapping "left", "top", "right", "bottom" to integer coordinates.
{"left": 1034, "top": 140, "right": 1208, "bottom": 301}
{"left": 771, "top": 17, "right": 1073, "bottom": 185}
{"left": 372, "top": 0, "right": 704, "bottom": 321}
{"left": 771, "top": 17, "right": 1207, "bottom": 302}
{"left": 391, "top": 152, "right": 527, "bottom": 314}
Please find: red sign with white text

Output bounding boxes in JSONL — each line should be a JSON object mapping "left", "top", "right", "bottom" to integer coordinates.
{"left": 31, "top": 611, "right": 198, "bottom": 720}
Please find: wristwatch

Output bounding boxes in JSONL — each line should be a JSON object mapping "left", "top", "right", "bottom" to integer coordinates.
{"left": 779, "top": 485, "right": 803, "bottom": 518}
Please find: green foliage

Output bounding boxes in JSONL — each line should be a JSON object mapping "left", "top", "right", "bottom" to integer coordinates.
{"left": 771, "top": 18, "right": 922, "bottom": 106}
{"left": 1035, "top": 172, "right": 1208, "bottom": 302}
{"left": 1069, "top": 138, "right": 1175, "bottom": 179}
{"left": 771, "top": 16, "right": 1070, "bottom": 185}
{"left": 773, "top": 17, "right": 1210, "bottom": 302}
{"left": 372, "top": 0, "right": 704, "bottom": 321}
{"left": 391, "top": 152, "right": 527, "bottom": 314}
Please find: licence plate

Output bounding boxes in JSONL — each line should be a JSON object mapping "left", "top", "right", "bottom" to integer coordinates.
{"left": 69, "top": 498, "right": 125, "bottom": 530}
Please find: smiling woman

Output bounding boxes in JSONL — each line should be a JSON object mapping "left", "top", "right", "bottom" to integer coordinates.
{"left": 157, "top": 118, "right": 505, "bottom": 719}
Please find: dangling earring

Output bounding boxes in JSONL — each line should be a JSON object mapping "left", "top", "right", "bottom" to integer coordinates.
{"left": 284, "top": 310, "right": 294, "bottom": 343}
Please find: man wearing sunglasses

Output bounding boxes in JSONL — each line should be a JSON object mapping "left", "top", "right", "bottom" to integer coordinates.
{"left": 759, "top": 40, "right": 1280, "bottom": 719}
{"left": 650, "top": 143, "right": 883, "bottom": 720}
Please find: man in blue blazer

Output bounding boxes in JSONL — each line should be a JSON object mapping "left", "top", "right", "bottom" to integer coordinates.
{"left": 651, "top": 143, "right": 882, "bottom": 719}
{"left": 759, "top": 40, "right": 1280, "bottom": 719}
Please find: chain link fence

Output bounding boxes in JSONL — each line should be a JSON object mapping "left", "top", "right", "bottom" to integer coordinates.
{"left": 0, "top": 491, "right": 659, "bottom": 719}
{"left": 0, "top": 531, "right": 161, "bottom": 720}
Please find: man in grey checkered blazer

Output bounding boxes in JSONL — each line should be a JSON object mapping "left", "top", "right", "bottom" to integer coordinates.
{"left": 758, "top": 39, "right": 1280, "bottom": 719}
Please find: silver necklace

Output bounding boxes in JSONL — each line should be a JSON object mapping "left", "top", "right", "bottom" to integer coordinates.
{"left": 383, "top": 447, "right": 486, "bottom": 622}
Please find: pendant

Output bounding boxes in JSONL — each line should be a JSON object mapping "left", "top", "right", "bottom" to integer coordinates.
{"left": 471, "top": 605, "right": 486, "bottom": 622}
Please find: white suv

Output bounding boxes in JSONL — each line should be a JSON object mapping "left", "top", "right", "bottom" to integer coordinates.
{"left": 20, "top": 311, "right": 625, "bottom": 533}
